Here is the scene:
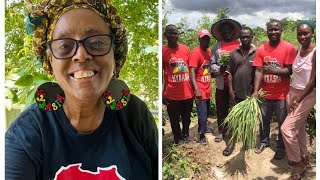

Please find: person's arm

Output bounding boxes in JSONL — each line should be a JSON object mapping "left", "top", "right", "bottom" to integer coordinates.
{"left": 263, "top": 45, "right": 296, "bottom": 76}
{"left": 292, "top": 50, "right": 316, "bottom": 105}
{"left": 210, "top": 44, "right": 222, "bottom": 78}
{"left": 228, "top": 53, "right": 235, "bottom": 104}
{"left": 228, "top": 74, "right": 235, "bottom": 104}
{"left": 162, "top": 68, "right": 169, "bottom": 106}
{"left": 190, "top": 67, "right": 202, "bottom": 100}
{"left": 262, "top": 64, "right": 292, "bottom": 76}
{"left": 6, "top": 131, "right": 38, "bottom": 180}
{"left": 162, "top": 47, "right": 169, "bottom": 106}
{"left": 251, "top": 66, "right": 263, "bottom": 98}
{"left": 126, "top": 95, "right": 158, "bottom": 179}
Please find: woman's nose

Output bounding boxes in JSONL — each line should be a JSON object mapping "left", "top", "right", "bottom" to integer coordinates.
{"left": 72, "top": 44, "right": 92, "bottom": 62}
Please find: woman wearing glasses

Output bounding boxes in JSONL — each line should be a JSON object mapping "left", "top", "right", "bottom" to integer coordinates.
{"left": 5, "top": 0, "right": 158, "bottom": 179}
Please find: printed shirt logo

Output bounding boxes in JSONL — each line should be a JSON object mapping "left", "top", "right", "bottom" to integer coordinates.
{"left": 169, "top": 57, "right": 190, "bottom": 82}
{"left": 54, "top": 163, "right": 125, "bottom": 180}
{"left": 263, "top": 56, "right": 281, "bottom": 83}
{"left": 200, "top": 60, "right": 211, "bottom": 82}
{"left": 169, "top": 57, "right": 188, "bottom": 73}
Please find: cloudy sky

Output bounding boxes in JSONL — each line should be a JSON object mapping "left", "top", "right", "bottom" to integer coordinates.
{"left": 163, "top": 0, "right": 316, "bottom": 28}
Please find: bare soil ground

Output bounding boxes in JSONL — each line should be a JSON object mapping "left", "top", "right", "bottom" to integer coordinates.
{"left": 163, "top": 114, "right": 316, "bottom": 180}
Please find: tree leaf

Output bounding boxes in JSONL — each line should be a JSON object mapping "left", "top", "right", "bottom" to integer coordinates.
{"left": 14, "top": 75, "right": 34, "bottom": 86}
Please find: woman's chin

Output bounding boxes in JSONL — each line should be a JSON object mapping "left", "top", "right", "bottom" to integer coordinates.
{"left": 66, "top": 90, "right": 103, "bottom": 104}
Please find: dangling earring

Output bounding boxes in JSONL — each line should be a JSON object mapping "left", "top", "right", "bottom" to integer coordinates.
{"left": 102, "top": 76, "right": 130, "bottom": 110}
{"left": 35, "top": 82, "right": 65, "bottom": 111}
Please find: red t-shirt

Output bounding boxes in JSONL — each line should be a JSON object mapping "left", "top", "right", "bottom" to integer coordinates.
{"left": 221, "top": 40, "right": 240, "bottom": 87}
{"left": 162, "top": 44, "right": 193, "bottom": 100}
{"left": 189, "top": 46, "right": 212, "bottom": 100}
{"left": 253, "top": 40, "right": 296, "bottom": 100}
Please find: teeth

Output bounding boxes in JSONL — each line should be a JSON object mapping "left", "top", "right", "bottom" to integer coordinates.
{"left": 73, "top": 71, "right": 95, "bottom": 79}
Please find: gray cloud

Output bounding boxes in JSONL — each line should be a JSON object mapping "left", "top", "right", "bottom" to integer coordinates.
{"left": 170, "top": 0, "right": 316, "bottom": 18}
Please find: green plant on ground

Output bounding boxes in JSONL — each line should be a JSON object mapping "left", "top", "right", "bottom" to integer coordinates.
{"left": 162, "top": 139, "right": 190, "bottom": 179}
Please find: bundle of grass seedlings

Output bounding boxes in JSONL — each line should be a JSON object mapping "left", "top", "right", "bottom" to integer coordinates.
{"left": 222, "top": 90, "right": 265, "bottom": 150}
{"left": 218, "top": 54, "right": 230, "bottom": 66}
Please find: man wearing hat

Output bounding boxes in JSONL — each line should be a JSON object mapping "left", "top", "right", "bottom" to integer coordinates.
{"left": 252, "top": 19, "right": 296, "bottom": 160}
{"left": 210, "top": 19, "right": 241, "bottom": 149}
{"left": 189, "top": 29, "right": 212, "bottom": 144}
{"left": 163, "top": 24, "right": 193, "bottom": 144}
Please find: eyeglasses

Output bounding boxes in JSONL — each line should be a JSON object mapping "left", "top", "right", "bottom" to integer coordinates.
{"left": 47, "top": 34, "right": 114, "bottom": 59}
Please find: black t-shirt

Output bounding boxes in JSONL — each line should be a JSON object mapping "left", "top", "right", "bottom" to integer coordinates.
{"left": 228, "top": 46, "right": 256, "bottom": 99}
{"left": 6, "top": 94, "right": 158, "bottom": 180}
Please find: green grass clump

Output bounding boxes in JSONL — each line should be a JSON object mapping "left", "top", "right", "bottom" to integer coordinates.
{"left": 218, "top": 54, "right": 230, "bottom": 66}
{"left": 223, "top": 91, "right": 264, "bottom": 150}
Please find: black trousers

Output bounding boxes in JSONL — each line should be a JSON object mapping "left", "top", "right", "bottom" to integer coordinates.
{"left": 167, "top": 98, "right": 193, "bottom": 143}
{"left": 216, "top": 88, "right": 229, "bottom": 134}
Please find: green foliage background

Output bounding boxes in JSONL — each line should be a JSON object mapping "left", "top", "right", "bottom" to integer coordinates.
{"left": 5, "top": 0, "right": 159, "bottom": 111}
{"left": 162, "top": 8, "right": 316, "bottom": 50}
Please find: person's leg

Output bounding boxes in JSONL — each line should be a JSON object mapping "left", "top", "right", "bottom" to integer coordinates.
{"left": 298, "top": 123, "right": 308, "bottom": 162}
{"left": 223, "top": 96, "right": 244, "bottom": 156}
{"left": 196, "top": 99, "right": 208, "bottom": 143}
{"left": 215, "top": 89, "right": 225, "bottom": 134}
{"left": 255, "top": 99, "right": 272, "bottom": 153}
{"left": 260, "top": 100, "right": 272, "bottom": 145}
{"left": 220, "top": 87, "right": 230, "bottom": 122}
{"left": 167, "top": 99, "right": 182, "bottom": 143}
{"left": 181, "top": 98, "right": 193, "bottom": 138}
{"left": 298, "top": 91, "right": 316, "bottom": 162}
{"left": 272, "top": 99, "right": 287, "bottom": 160}
{"left": 196, "top": 100, "right": 208, "bottom": 134}
{"left": 281, "top": 89, "right": 316, "bottom": 162}
{"left": 274, "top": 100, "right": 287, "bottom": 150}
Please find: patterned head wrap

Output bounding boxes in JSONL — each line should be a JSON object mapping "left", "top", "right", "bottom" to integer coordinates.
{"left": 26, "top": 0, "right": 127, "bottom": 77}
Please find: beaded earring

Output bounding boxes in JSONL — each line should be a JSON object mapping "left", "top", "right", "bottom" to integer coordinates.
{"left": 35, "top": 82, "right": 65, "bottom": 111}
{"left": 102, "top": 77, "right": 130, "bottom": 110}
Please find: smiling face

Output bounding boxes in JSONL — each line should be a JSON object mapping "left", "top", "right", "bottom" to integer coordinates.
{"left": 297, "top": 24, "right": 313, "bottom": 47}
{"left": 267, "top": 21, "right": 282, "bottom": 45}
{"left": 50, "top": 8, "right": 115, "bottom": 103}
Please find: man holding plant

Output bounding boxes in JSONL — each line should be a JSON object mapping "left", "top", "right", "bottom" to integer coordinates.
{"left": 252, "top": 19, "right": 296, "bottom": 160}
{"left": 210, "top": 18, "right": 241, "bottom": 145}
{"left": 222, "top": 27, "right": 256, "bottom": 156}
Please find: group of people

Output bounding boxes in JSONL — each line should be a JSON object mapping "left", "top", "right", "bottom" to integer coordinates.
{"left": 163, "top": 18, "right": 315, "bottom": 179}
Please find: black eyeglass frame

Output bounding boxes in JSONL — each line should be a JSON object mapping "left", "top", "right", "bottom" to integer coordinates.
{"left": 47, "top": 34, "right": 115, "bottom": 60}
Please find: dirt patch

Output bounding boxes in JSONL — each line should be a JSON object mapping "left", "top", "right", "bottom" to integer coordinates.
{"left": 163, "top": 114, "right": 316, "bottom": 180}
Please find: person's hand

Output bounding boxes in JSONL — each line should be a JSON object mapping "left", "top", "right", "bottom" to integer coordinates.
{"left": 220, "top": 65, "right": 227, "bottom": 74}
{"left": 251, "top": 91, "right": 259, "bottom": 99}
{"left": 262, "top": 65, "right": 274, "bottom": 74}
{"left": 289, "top": 96, "right": 301, "bottom": 113}
{"left": 162, "top": 96, "right": 169, "bottom": 106}
{"left": 229, "top": 90, "right": 236, "bottom": 105}
{"left": 195, "top": 90, "right": 202, "bottom": 100}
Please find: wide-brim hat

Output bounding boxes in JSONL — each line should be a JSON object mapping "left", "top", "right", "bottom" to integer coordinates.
{"left": 211, "top": 18, "right": 242, "bottom": 41}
